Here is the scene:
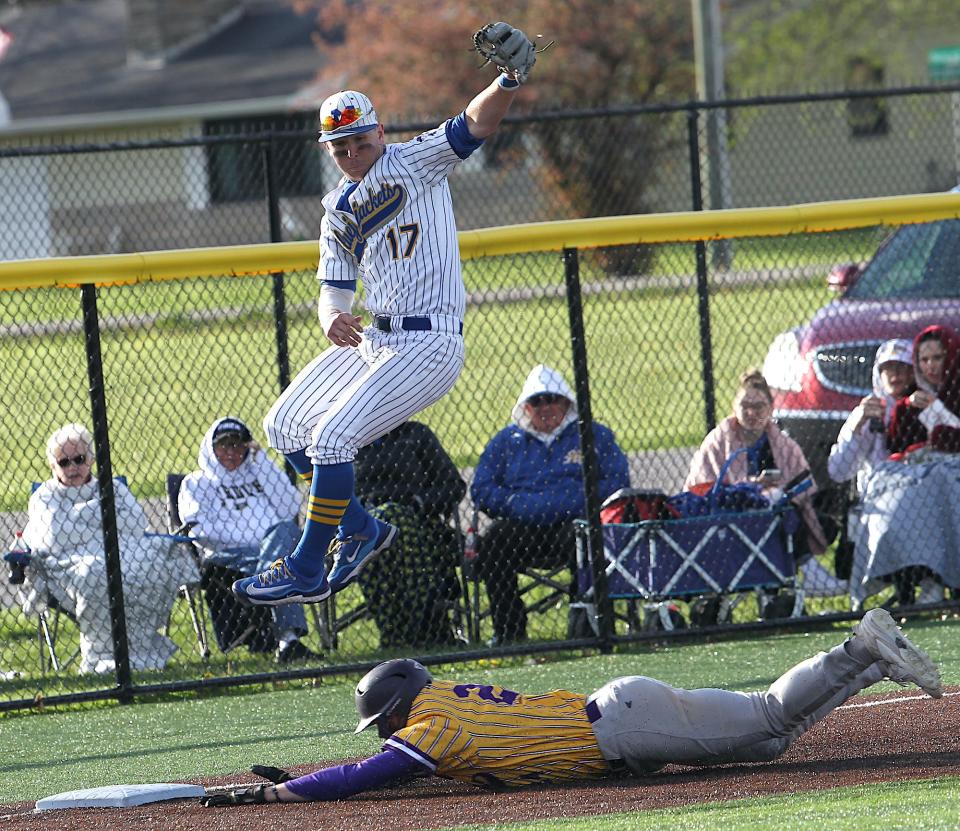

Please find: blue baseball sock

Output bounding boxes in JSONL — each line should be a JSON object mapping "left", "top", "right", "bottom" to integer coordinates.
{"left": 285, "top": 453, "right": 369, "bottom": 535}
{"left": 287, "top": 462, "right": 355, "bottom": 579}
{"left": 284, "top": 449, "right": 313, "bottom": 482}
{"left": 340, "top": 496, "right": 372, "bottom": 537}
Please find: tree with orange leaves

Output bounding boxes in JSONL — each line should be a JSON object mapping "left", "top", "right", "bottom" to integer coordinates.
{"left": 291, "top": 0, "right": 694, "bottom": 265}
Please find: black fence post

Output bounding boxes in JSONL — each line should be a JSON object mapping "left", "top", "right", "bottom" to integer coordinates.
{"left": 80, "top": 284, "right": 133, "bottom": 703}
{"left": 687, "top": 108, "right": 717, "bottom": 434}
{"left": 263, "top": 138, "right": 295, "bottom": 480}
{"left": 563, "top": 247, "right": 612, "bottom": 652}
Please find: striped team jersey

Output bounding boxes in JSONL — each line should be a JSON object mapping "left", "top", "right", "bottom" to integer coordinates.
{"left": 318, "top": 118, "right": 473, "bottom": 321}
{"left": 383, "top": 680, "right": 609, "bottom": 788}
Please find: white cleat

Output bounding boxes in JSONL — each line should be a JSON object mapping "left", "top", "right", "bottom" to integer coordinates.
{"left": 855, "top": 608, "right": 943, "bottom": 699}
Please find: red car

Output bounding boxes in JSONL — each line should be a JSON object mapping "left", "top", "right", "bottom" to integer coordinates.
{"left": 762, "top": 215, "right": 960, "bottom": 491}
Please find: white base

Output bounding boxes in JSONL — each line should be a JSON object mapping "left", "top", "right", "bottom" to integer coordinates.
{"left": 35, "top": 783, "right": 206, "bottom": 810}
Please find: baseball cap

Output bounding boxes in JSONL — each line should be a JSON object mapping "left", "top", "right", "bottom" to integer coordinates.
{"left": 212, "top": 418, "right": 252, "bottom": 446}
{"left": 317, "top": 90, "right": 379, "bottom": 143}
{"left": 875, "top": 338, "right": 913, "bottom": 368}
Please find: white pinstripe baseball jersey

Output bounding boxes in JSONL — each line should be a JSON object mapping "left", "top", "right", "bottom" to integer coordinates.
{"left": 264, "top": 116, "right": 477, "bottom": 462}
{"left": 318, "top": 119, "right": 471, "bottom": 319}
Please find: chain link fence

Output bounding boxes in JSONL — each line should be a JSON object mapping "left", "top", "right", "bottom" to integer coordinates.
{"left": 3, "top": 85, "right": 959, "bottom": 260}
{"left": 2, "top": 87, "right": 959, "bottom": 710}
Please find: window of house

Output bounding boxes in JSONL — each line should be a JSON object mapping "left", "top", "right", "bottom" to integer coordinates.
{"left": 203, "top": 113, "right": 325, "bottom": 202}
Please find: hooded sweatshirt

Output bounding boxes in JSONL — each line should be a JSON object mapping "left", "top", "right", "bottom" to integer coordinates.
{"left": 827, "top": 338, "right": 915, "bottom": 488}
{"left": 470, "top": 365, "right": 630, "bottom": 525}
{"left": 178, "top": 417, "right": 303, "bottom": 549}
{"left": 889, "top": 324, "right": 960, "bottom": 454}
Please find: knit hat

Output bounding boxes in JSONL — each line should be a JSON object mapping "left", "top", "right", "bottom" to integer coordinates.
{"left": 212, "top": 418, "right": 252, "bottom": 445}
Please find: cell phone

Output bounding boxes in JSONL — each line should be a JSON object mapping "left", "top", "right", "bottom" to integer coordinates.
{"left": 784, "top": 469, "right": 810, "bottom": 491}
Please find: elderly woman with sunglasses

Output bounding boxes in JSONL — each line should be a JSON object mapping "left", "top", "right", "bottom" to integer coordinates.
{"left": 470, "top": 365, "right": 630, "bottom": 645}
{"left": 17, "top": 423, "right": 186, "bottom": 674}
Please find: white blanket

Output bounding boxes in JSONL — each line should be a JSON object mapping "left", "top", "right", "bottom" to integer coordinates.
{"left": 18, "top": 538, "right": 197, "bottom": 674}
{"left": 849, "top": 453, "right": 960, "bottom": 603}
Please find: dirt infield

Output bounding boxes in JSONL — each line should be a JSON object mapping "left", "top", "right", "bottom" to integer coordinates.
{"left": 4, "top": 688, "right": 958, "bottom": 831}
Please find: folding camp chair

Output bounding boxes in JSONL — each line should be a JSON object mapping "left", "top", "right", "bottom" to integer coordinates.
{"left": 31, "top": 592, "right": 81, "bottom": 675}
{"left": 313, "top": 579, "right": 366, "bottom": 652}
{"left": 575, "top": 504, "right": 803, "bottom": 633}
{"left": 464, "top": 505, "right": 578, "bottom": 644}
{"left": 166, "top": 473, "right": 276, "bottom": 656}
{"left": 9, "top": 476, "right": 209, "bottom": 674}
{"left": 340, "top": 503, "right": 471, "bottom": 651}
{"left": 166, "top": 473, "right": 337, "bottom": 653}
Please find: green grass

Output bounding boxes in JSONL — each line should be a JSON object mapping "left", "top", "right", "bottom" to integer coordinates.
{"left": 0, "top": 269, "right": 833, "bottom": 511}
{"left": 2, "top": 615, "right": 957, "bottom": 805}
{"left": 384, "top": 269, "right": 832, "bottom": 476}
{"left": 0, "top": 222, "right": 933, "bottom": 821}
{"left": 0, "top": 547, "right": 859, "bottom": 697}
{"left": 0, "top": 581, "right": 413, "bottom": 700}
{"left": 451, "top": 778, "right": 960, "bottom": 830}
{"left": 3, "top": 217, "right": 855, "bottom": 513}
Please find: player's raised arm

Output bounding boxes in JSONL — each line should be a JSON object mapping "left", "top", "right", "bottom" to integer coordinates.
{"left": 465, "top": 22, "right": 537, "bottom": 140}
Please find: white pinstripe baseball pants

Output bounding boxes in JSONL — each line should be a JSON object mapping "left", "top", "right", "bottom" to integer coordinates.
{"left": 264, "top": 327, "right": 464, "bottom": 464}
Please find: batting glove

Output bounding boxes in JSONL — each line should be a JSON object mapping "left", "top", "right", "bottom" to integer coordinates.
{"left": 250, "top": 764, "right": 293, "bottom": 783}
{"left": 198, "top": 784, "right": 268, "bottom": 807}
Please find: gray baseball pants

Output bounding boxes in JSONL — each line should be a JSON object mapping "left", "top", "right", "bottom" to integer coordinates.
{"left": 588, "top": 639, "right": 883, "bottom": 775}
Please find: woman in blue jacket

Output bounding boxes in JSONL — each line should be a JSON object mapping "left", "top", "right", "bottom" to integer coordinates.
{"left": 470, "top": 365, "right": 630, "bottom": 644}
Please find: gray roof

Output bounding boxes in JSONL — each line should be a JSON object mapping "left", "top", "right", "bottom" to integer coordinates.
{"left": 0, "top": 0, "right": 325, "bottom": 123}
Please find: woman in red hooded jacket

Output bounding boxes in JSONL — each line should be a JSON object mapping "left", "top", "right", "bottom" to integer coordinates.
{"left": 888, "top": 324, "right": 960, "bottom": 455}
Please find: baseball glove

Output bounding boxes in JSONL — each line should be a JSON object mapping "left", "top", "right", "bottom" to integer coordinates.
{"left": 473, "top": 22, "right": 536, "bottom": 84}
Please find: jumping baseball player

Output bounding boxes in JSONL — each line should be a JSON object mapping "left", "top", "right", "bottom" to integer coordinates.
{"left": 200, "top": 608, "right": 942, "bottom": 805}
{"left": 232, "top": 23, "right": 538, "bottom": 607}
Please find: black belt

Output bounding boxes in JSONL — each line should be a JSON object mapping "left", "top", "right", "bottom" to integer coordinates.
{"left": 373, "top": 315, "right": 463, "bottom": 334}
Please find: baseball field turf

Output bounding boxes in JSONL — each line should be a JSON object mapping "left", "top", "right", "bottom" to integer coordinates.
{"left": 3, "top": 616, "right": 958, "bottom": 828}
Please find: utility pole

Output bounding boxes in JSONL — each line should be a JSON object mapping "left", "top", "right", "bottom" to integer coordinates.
{"left": 692, "top": 0, "right": 732, "bottom": 268}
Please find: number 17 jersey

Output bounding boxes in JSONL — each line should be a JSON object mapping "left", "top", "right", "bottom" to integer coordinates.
{"left": 384, "top": 679, "right": 609, "bottom": 788}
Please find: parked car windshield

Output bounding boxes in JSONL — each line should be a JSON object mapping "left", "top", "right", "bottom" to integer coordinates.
{"left": 845, "top": 218, "right": 960, "bottom": 301}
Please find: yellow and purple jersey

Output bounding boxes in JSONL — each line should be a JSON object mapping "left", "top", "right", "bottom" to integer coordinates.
{"left": 383, "top": 680, "right": 608, "bottom": 788}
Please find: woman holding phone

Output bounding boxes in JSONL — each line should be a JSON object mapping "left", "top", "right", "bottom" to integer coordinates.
{"left": 685, "top": 369, "right": 843, "bottom": 597}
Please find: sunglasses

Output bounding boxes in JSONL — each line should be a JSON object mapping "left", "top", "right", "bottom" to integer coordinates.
{"left": 321, "top": 105, "right": 363, "bottom": 133}
{"left": 528, "top": 393, "right": 565, "bottom": 407}
{"left": 57, "top": 454, "right": 88, "bottom": 468}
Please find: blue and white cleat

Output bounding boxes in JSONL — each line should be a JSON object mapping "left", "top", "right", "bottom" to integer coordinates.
{"left": 232, "top": 557, "right": 331, "bottom": 606}
{"left": 327, "top": 518, "right": 397, "bottom": 593}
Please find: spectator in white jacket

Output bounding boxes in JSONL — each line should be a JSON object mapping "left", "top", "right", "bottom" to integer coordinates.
{"left": 178, "top": 417, "right": 319, "bottom": 664}
{"left": 19, "top": 423, "right": 187, "bottom": 674}
{"left": 827, "top": 339, "right": 935, "bottom": 607}
{"left": 828, "top": 338, "right": 915, "bottom": 492}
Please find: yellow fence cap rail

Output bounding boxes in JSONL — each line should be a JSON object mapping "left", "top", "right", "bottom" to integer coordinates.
{"left": 458, "top": 192, "right": 960, "bottom": 259}
{"left": 0, "top": 240, "right": 318, "bottom": 291}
